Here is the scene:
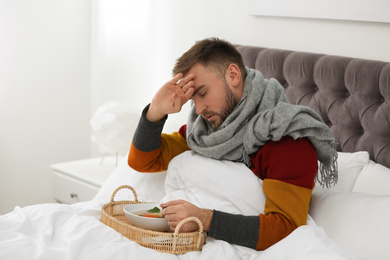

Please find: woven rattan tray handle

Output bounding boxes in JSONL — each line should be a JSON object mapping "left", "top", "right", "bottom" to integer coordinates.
{"left": 110, "top": 185, "right": 139, "bottom": 202}
{"left": 172, "top": 217, "right": 204, "bottom": 252}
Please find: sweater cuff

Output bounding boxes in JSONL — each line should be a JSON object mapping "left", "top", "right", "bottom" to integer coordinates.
{"left": 208, "top": 210, "right": 260, "bottom": 249}
{"left": 132, "top": 104, "right": 167, "bottom": 152}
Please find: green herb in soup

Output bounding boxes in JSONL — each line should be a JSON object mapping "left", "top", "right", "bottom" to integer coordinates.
{"left": 147, "top": 207, "right": 160, "bottom": 213}
{"left": 133, "top": 207, "right": 162, "bottom": 218}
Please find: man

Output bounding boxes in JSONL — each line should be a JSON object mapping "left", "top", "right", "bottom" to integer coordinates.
{"left": 128, "top": 38, "right": 337, "bottom": 250}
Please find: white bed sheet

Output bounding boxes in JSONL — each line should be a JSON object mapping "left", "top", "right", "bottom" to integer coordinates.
{"left": 0, "top": 202, "right": 352, "bottom": 260}
{"left": 0, "top": 152, "right": 355, "bottom": 260}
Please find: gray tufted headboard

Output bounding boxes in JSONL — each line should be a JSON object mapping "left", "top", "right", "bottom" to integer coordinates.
{"left": 235, "top": 45, "right": 390, "bottom": 169}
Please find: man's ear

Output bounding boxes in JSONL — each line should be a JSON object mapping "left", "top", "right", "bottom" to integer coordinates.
{"left": 225, "top": 64, "right": 241, "bottom": 87}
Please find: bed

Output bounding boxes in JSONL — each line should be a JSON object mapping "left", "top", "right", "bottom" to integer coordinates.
{"left": 1, "top": 44, "right": 389, "bottom": 260}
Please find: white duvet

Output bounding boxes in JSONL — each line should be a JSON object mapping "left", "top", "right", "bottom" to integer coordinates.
{"left": 0, "top": 151, "right": 355, "bottom": 260}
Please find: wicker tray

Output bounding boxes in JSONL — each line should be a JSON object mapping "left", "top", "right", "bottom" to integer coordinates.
{"left": 101, "top": 185, "right": 206, "bottom": 254}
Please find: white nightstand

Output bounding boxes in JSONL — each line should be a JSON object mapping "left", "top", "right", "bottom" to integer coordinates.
{"left": 51, "top": 156, "right": 117, "bottom": 204}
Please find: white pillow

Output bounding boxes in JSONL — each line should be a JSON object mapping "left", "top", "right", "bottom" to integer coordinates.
{"left": 352, "top": 161, "right": 390, "bottom": 196}
{"left": 309, "top": 190, "right": 390, "bottom": 259}
{"left": 94, "top": 155, "right": 166, "bottom": 204}
{"left": 161, "top": 151, "right": 266, "bottom": 215}
{"left": 314, "top": 151, "right": 370, "bottom": 193}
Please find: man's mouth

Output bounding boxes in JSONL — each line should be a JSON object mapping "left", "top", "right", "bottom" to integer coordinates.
{"left": 203, "top": 113, "right": 215, "bottom": 122}
{"left": 207, "top": 115, "right": 215, "bottom": 122}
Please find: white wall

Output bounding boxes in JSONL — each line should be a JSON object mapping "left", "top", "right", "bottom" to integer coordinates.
{"left": 0, "top": 0, "right": 91, "bottom": 214}
{"left": 90, "top": 0, "right": 390, "bottom": 157}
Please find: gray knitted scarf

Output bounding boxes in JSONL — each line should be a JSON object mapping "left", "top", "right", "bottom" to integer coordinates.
{"left": 186, "top": 67, "right": 338, "bottom": 187}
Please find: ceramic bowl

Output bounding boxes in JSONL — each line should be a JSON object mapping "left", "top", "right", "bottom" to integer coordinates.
{"left": 123, "top": 203, "right": 170, "bottom": 232}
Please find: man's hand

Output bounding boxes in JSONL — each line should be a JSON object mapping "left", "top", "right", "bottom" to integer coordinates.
{"left": 161, "top": 200, "right": 213, "bottom": 232}
{"left": 146, "top": 73, "right": 195, "bottom": 122}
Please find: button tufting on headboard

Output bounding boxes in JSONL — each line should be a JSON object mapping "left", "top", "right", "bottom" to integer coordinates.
{"left": 235, "top": 44, "right": 390, "bottom": 169}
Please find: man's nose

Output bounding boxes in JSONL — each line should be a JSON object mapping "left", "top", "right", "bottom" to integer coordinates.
{"left": 194, "top": 100, "right": 206, "bottom": 115}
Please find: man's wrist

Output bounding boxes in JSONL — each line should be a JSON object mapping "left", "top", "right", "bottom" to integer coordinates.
{"left": 200, "top": 209, "right": 213, "bottom": 232}
{"left": 146, "top": 103, "right": 167, "bottom": 122}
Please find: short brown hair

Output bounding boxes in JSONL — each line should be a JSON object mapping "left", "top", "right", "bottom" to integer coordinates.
{"left": 172, "top": 38, "right": 247, "bottom": 80}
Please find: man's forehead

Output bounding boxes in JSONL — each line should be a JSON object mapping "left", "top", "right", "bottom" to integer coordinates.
{"left": 185, "top": 63, "right": 209, "bottom": 75}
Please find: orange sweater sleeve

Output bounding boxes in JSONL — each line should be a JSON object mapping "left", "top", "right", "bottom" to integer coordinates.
{"left": 256, "top": 179, "right": 313, "bottom": 249}
{"left": 128, "top": 131, "right": 190, "bottom": 172}
{"left": 208, "top": 137, "right": 318, "bottom": 250}
{"left": 251, "top": 136, "right": 318, "bottom": 250}
{"left": 128, "top": 105, "right": 190, "bottom": 172}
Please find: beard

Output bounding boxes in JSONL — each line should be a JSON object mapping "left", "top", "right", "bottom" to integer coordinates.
{"left": 204, "top": 82, "right": 240, "bottom": 130}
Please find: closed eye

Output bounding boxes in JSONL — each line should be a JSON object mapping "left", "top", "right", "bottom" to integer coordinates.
{"left": 192, "top": 85, "right": 206, "bottom": 97}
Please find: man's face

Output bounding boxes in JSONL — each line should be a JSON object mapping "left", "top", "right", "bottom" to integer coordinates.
{"left": 187, "top": 63, "right": 240, "bottom": 130}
